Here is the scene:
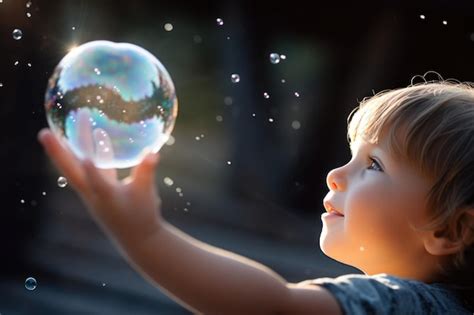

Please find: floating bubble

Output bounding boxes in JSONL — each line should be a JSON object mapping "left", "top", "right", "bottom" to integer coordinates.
{"left": 12, "top": 29, "right": 22, "bottom": 40}
{"left": 231, "top": 74, "right": 240, "bottom": 83}
{"left": 0, "top": 82, "right": 3, "bottom": 87}
{"left": 294, "top": 92, "right": 300, "bottom": 97}
{"left": 26, "top": 12, "right": 32, "bottom": 18}
{"left": 216, "top": 18, "right": 224, "bottom": 26}
{"left": 57, "top": 176, "right": 68, "bottom": 187}
{"left": 442, "top": 20, "right": 447, "bottom": 25}
{"left": 224, "top": 96, "right": 233, "bottom": 105}
{"left": 291, "top": 120, "right": 301, "bottom": 130}
{"left": 164, "top": 23, "right": 173, "bottom": 31}
{"left": 269, "top": 53, "right": 280, "bottom": 64}
{"left": 163, "top": 177, "right": 174, "bottom": 186}
{"left": 25, "top": 277, "right": 37, "bottom": 290}
{"left": 44, "top": 40, "right": 178, "bottom": 169}
{"left": 263, "top": 92, "right": 270, "bottom": 99}
{"left": 419, "top": 14, "right": 425, "bottom": 20}
{"left": 280, "top": 54, "right": 286, "bottom": 60}
{"left": 26, "top": 1, "right": 32, "bottom": 8}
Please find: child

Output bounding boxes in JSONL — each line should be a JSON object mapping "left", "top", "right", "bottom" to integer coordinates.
{"left": 38, "top": 80, "right": 473, "bottom": 314}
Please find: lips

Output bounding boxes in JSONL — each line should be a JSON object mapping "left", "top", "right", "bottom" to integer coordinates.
{"left": 323, "top": 199, "right": 344, "bottom": 217}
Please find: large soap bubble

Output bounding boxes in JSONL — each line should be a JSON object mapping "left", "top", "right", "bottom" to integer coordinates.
{"left": 44, "top": 40, "right": 178, "bottom": 169}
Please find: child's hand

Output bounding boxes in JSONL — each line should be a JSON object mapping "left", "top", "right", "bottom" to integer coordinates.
{"left": 37, "top": 122, "right": 162, "bottom": 246}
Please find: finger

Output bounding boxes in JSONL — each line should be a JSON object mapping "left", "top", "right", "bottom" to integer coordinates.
{"left": 77, "top": 108, "right": 95, "bottom": 159}
{"left": 93, "top": 128, "right": 118, "bottom": 181}
{"left": 131, "top": 152, "right": 160, "bottom": 191}
{"left": 82, "top": 158, "right": 114, "bottom": 199}
{"left": 38, "top": 128, "right": 87, "bottom": 191}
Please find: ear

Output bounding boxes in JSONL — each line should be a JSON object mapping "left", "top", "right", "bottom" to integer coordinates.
{"left": 423, "top": 209, "right": 474, "bottom": 256}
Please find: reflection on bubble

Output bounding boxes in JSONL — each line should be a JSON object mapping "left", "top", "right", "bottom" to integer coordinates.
{"left": 45, "top": 41, "right": 178, "bottom": 169}
{"left": 12, "top": 29, "right": 22, "bottom": 40}
{"left": 216, "top": 18, "right": 224, "bottom": 26}
{"left": 231, "top": 74, "right": 240, "bottom": 83}
{"left": 25, "top": 277, "right": 37, "bottom": 290}
{"left": 57, "top": 176, "right": 68, "bottom": 187}
{"left": 269, "top": 53, "right": 280, "bottom": 64}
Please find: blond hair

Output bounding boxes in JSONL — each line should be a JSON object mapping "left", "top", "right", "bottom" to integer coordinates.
{"left": 347, "top": 79, "right": 474, "bottom": 294}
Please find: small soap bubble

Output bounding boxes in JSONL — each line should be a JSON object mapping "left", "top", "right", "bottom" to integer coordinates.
{"left": 227, "top": 160, "right": 232, "bottom": 165}
{"left": 26, "top": 1, "right": 32, "bottom": 8}
{"left": 442, "top": 20, "right": 447, "bottom": 25}
{"left": 12, "top": 29, "right": 22, "bottom": 40}
{"left": 195, "top": 136, "right": 200, "bottom": 141}
{"left": 44, "top": 41, "right": 177, "bottom": 169}
{"left": 102, "top": 283, "right": 106, "bottom": 287}
{"left": 193, "top": 35, "right": 202, "bottom": 43}
{"left": 281, "top": 79, "right": 286, "bottom": 83}
{"left": 280, "top": 54, "right": 286, "bottom": 60}
{"left": 164, "top": 23, "right": 173, "bottom": 31}
{"left": 231, "top": 74, "right": 240, "bottom": 83}
{"left": 0, "top": 82, "right": 3, "bottom": 87}
{"left": 25, "top": 277, "right": 37, "bottom": 290}
{"left": 72, "top": 26, "right": 76, "bottom": 30}
{"left": 14, "top": 61, "right": 19, "bottom": 66}
{"left": 226, "top": 36, "right": 230, "bottom": 40}
{"left": 294, "top": 92, "right": 300, "bottom": 97}
{"left": 252, "top": 113, "right": 256, "bottom": 117}
{"left": 166, "top": 134, "right": 175, "bottom": 146}
{"left": 163, "top": 177, "right": 174, "bottom": 186}
{"left": 224, "top": 96, "right": 233, "bottom": 105}
{"left": 268, "top": 118, "right": 274, "bottom": 123}
{"left": 57, "top": 176, "right": 68, "bottom": 188}
{"left": 176, "top": 187, "right": 182, "bottom": 193}
{"left": 216, "top": 115, "right": 223, "bottom": 122}
{"left": 42, "top": 191, "right": 47, "bottom": 196}
{"left": 419, "top": 14, "right": 425, "bottom": 20}
{"left": 186, "top": 201, "right": 191, "bottom": 206}
{"left": 216, "top": 18, "right": 224, "bottom": 26}
{"left": 291, "top": 120, "right": 301, "bottom": 130}
{"left": 263, "top": 92, "right": 270, "bottom": 99}
{"left": 178, "top": 192, "right": 183, "bottom": 197}
{"left": 20, "top": 199, "right": 25, "bottom": 204}
{"left": 26, "top": 12, "right": 32, "bottom": 18}
{"left": 269, "top": 53, "right": 280, "bottom": 64}
{"left": 27, "top": 63, "right": 32, "bottom": 67}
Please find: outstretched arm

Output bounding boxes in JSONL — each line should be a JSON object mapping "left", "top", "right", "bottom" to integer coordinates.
{"left": 37, "top": 128, "right": 340, "bottom": 315}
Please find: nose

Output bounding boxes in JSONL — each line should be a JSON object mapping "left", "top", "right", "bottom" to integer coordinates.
{"left": 326, "top": 166, "right": 347, "bottom": 191}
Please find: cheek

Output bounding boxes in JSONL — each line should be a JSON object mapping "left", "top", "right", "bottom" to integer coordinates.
{"left": 345, "top": 187, "right": 402, "bottom": 246}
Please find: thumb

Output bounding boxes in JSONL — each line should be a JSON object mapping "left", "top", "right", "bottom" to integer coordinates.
{"left": 131, "top": 152, "right": 160, "bottom": 191}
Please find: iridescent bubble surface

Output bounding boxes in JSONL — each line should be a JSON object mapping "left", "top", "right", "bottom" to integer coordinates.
{"left": 44, "top": 40, "right": 178, "bottom": 169}
{"left": 12, "top": 29, "right": 22, "bottom": 40}
{"left": 25, "top": 277, "right": 37, "bottom": 290}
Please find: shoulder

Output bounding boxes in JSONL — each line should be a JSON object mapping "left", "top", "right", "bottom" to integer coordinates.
{"left": 291, "top": 273, "right": 471, "bottom": 315}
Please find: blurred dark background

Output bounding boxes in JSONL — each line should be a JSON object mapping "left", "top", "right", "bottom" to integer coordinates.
{"left": 1, "top": 0, "right": 474, "bottom": 314}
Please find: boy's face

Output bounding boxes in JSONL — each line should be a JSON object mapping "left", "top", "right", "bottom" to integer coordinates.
{"left": 320, "top": 137, "right": 433, "bottom": 277}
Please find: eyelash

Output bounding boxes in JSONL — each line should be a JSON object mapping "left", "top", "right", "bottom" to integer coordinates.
{"left": 367, "top": 157, "right": 383, "bottom": 172}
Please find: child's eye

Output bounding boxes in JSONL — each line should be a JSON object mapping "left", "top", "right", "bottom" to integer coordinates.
{"left": 367, "top": 157, "right": 383, "bottom": 172}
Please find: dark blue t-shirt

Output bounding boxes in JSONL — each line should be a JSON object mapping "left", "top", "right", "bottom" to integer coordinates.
{"left": 306, "top": 273, "right": 471, "bottom": 315}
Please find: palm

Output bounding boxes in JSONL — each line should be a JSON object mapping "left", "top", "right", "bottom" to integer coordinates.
{"left": 37, "top": 111, "right": 161, "bottom": 242}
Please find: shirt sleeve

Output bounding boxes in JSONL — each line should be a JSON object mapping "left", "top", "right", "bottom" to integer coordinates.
{"left": 305, "top": 274, "right": 470, "bottom": 315}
